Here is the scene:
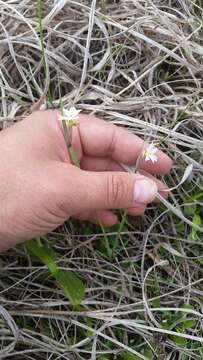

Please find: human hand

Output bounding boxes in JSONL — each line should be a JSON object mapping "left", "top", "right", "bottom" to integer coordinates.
{"left": 0, "top": 110, "right": 172, "bottom": 251}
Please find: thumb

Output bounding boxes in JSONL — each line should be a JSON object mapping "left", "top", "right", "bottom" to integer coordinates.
{"left": 55, "top": 164, "right": 158, "bottom": 214}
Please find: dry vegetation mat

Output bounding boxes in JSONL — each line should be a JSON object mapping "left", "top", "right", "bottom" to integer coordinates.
{"left": 0, "top": 0, "right": 203, "bottom": 359}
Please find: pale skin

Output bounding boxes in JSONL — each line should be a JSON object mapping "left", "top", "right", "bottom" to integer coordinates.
{"left": 0, "top": 110, "right": 172, "bottom": 251}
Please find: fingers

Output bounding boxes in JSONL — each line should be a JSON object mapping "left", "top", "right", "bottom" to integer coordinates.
{"left": 75, "top": 210, "right": 118, "bottom": 226}
{"left": 73, "top": 114, "right": 172, "bottom": 175}
{"left": 25, "top": 110, "right": 172, "bottom": 175}
{"left": 81, "top": 156, "right": 169, "bottom": 199}
{"left": 54, "top": 163, "right": 158, "bottom": 215}
{"left": 75, "top": 206, "right": 146, "bottom": 224}
{"left": 137, "top": 170, "right": 169, "bottom": 200}
{"left": 127, "top": 205, "right": 146, "bottom": 216}
{"left": 138, "top": 151, "right": 172, "bottom": 175}
{"left": 27, "top": 110, "right": 172, "bottom": 175}
{"left": 81, "top": 156, "right": 121, "bottom": 172}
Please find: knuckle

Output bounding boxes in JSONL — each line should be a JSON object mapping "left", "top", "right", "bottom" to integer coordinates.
{"left": 107, "top": 173, "right": 126, "bottom": 207}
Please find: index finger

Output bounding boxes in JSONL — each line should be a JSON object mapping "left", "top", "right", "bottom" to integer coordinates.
{"left": 73, "top": 114, "right": 172, "bottom": 175}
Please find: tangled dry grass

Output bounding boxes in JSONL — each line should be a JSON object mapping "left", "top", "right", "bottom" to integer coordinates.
{"left": 0, "top": 0, "right": 203, "bottom": 359}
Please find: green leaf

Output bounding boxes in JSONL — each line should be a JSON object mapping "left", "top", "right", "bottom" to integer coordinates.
{"left": 143, "top": 346, "right": 153, "bottom": 359}
{"left": 161, "top": 319, "right": 170, "bottom": 329}
{"left": 182, "top": 319, "right": 196, "bottom": 329}
{"left": 198, "top": 257, "right": 203, "bottom": 265}
{"left": 188, "top": 214, "right": 201, "bottom": 240}
{"left": 26, "top": 240, "right": 85, "bottom": 307}
{"left": 193, "top": 213, "right": 201, "bottom": 225}
{"left": 85, "top": 317, "right": 94, "bottom": 337}
{"left": 170, "top": 335, "right": 187, "bottom": 346}
{"left": 170, "top": 329, "right": 188, "bottom": 346}
{"left": 41, "top": 327, "right": 52, "bottom": 337}
{"left": 26, "top": 240, "right": 58, "bottom": 276}
{"left": 192, "top": 192, "right": 203, "bottom": 201}
{"left": 180, "top": 303, "right": 194, "bottom": 310}
{"left": 183, "top": 204, "right": 196, "bottom": 217}
{"left": 56, "top": 270, "right": 85, "bottom": 307}
{"left": 152, "top": 298, "right": 161, "bottom": 308}
{"left": 175, "top": 221, "right": 185, "bottom": 234}
{"left": 123, "top": 352, "right": 141, "bottom": 360}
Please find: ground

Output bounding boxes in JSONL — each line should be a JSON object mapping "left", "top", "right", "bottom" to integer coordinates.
{"left": 0, "top": 1, "right": 203, "bottom": 359}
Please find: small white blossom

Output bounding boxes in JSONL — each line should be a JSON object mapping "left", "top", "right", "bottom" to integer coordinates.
{"left": 58, "top": 106, "right": 81, "bottom": 125}
{"left": 144, "top": 144, "right": 158, "bottom": 163}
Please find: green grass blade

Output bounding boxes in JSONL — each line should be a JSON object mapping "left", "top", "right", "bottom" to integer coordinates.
{"left": 56, "top": 270, "right": 85, "bottom": 307}
{"left": 112, "top": 210, "right": 127, "bottom": 258}
{"left": 26, "top": 240, "right": 85, "bottom": 307}
{"left": 26, "top": 240, "right": 58, "bottom": 276}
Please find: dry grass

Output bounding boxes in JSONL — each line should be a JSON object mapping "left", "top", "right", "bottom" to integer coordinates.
{"left": 0, "top": 0, "right": 203, "bottom": 359}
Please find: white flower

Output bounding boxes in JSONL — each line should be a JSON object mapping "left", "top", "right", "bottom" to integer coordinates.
{"left": 144, "top": 144, "right": 158, "bottom": 163}
{"left": 58, "top": 106, "right": 81, "bottom": 125}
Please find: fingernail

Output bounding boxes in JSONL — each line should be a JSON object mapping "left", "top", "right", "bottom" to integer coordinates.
{"left": 134, "top": 177, "right": 157, "bottom": 203}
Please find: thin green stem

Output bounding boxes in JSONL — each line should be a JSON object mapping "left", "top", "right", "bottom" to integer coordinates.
{"left": 112, "top": 210, "right": 128, "bottom": 258}
{"left": 58, "top": 81, "right": 80, "bottom": 167}
{"left": 36, "top": 0, "right": 52, "bottom": 106}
